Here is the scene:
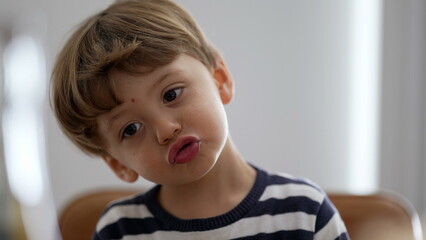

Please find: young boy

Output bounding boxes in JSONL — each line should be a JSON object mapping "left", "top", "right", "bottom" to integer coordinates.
{"left": 52, "top": 0, "right": 349, "bottom": 239}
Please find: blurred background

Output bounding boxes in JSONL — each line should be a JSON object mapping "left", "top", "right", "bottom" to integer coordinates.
{"left": 0, "top": 0, "right": 425, "bottom": 239}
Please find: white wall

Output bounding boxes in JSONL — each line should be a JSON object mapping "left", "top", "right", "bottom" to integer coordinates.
{"left": 184, "top": 0, "right": 355, "bottom": 185}
{"left": 379, "top": 0, "right": 426, "bottom": 215}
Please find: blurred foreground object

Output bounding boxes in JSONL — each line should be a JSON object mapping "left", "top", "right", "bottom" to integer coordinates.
{"left": 0, "top": 159, "right": 26, "bottom": 239}
{"left": 1, "top": 11, "right": 61, "bottom": 240}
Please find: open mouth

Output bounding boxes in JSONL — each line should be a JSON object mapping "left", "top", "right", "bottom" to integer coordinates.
{"left": 180, "top": 143, "right": 191, "bottom": 151}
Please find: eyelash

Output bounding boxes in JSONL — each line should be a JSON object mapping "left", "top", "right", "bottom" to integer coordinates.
{"left": 121, "top": 122, "right": 142, "bottom": 139}
{"left": 163, "top": 87, "right": 183, "bottom": 103}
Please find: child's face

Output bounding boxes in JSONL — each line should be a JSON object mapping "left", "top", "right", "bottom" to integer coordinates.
{"left": 96, "top": 54, "right": 233, "bottom": 186}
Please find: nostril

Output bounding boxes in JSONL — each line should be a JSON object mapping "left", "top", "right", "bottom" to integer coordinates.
{"left": 174, "top": 126, "right": 181, "bottom": 134}
{"left": 160, "top": 136, "right": 172, "bottom": 145}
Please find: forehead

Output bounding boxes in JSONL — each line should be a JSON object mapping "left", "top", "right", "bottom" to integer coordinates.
{"left": 109, "top": 54, "right": 208, "bottom": 97}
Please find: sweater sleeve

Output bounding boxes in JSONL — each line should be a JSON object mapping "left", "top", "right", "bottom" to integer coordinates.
{"left": 314, "top": 195, "right": 350, "bottom": 240}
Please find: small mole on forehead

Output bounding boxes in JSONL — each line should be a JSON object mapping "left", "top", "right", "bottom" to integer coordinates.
{"left": 131, "top": 98, "right": 135, "bottom": 103}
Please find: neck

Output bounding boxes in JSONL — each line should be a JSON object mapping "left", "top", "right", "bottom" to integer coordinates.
{"left": 158, "top": 137, "right": 256, "bottom": 219}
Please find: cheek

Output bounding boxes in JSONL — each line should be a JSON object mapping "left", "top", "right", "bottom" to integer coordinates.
{"left": 121, "top": 145, "right": 165, "bottom": 179}
{"left": 193, "top": 99, "right": 229, "bottom": 140}
{"left": 113, "top": 142, "right": 152, "bottom": 166}
{"left": 129, "top": 145, "right": 157, "bottom": 166}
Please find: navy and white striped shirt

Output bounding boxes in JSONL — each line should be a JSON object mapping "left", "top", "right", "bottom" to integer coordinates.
{"left": 93, "top": 167, "right": 349, "bottom": 239}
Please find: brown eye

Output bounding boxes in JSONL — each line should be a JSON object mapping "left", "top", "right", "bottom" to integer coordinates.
{"left": 123, "top": 122, "right": 141, "bottom": 137}
{"left": 163, "top": 88, "right": 182, "bottom": 103}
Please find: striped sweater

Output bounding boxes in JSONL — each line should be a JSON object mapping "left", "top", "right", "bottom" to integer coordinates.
{"left": 93, "top": 167, "right": 349, "bottom": 240}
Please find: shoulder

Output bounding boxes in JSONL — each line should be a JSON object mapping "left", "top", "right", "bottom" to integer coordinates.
{"left": 258, "top": 168, "right": 349, "bottom": 239}
{"left": 94, "top": 186, "right": 159, "bottom": 239}
{"left": 259, "top": 168, "right": 326, "bottom": 206}
{"left": 97, "top": 191, "right": 152, "bottom": 226}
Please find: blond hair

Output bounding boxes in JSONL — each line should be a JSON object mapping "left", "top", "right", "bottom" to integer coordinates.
{"left": 52, "top": 0, "right": 218, "bottom": 155}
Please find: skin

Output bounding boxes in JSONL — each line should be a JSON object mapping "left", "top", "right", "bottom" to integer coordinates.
{"left": 97, "top": 54, "right": 256, "bottom": 219}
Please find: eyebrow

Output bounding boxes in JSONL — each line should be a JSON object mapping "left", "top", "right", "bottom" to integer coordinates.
{"left": 107, "top": 109, "right": 125, "bottom": 134}
{"left": 152, "top": 69, "right": 183, "bottom": 90}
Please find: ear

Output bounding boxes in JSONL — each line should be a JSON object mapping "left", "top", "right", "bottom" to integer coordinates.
{"left": 213, "top": 55, "right": 234, "bottom": 104}
{"left": 101, "top": 154, "right": 139, "bottom": 183}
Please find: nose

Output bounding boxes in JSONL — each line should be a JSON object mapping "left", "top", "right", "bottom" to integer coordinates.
{"left": 154, "top": 117, "right": 181, "bottom": 145}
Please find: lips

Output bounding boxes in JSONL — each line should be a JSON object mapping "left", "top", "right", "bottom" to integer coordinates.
{"left": 168, "top": 136, "right": 200, "bottom": 164}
